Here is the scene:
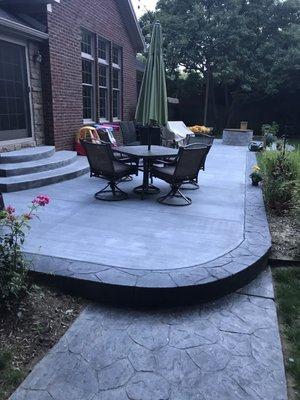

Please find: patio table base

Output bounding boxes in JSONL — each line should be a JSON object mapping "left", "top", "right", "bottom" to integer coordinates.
{"left": 133, "top": 183, "right": 160, "bottom": 196}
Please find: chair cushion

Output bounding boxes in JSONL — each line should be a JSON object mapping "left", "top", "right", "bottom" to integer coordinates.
{"left": 152, "top": 165, "right": 176, "bottom": 183}
{"left": 113, "top": 160, "right": 134, "bottom": 176}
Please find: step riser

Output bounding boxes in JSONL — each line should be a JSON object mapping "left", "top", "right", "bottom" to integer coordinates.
{"left": 0, "top": 166, "right": 89, "bottom": 193}
{"left": 0, "top": 147, "right": 55, "bottom": 163}
{"left": 0, "top": 154, "right": 77, "bottom": 177}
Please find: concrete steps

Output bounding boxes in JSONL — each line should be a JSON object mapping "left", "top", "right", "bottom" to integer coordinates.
{"left": 0, "top": 146, "right": 55, "bottom": 163}
{"left": 0, "top": 147, "right": 89, "bottom": 192}
{"left": 0, "top": 151, "right": 78, "bottom": 177}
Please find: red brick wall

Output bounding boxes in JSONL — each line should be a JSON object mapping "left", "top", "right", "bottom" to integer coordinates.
{"left": 46, "top": 0, "right": 138, "bottom": 150}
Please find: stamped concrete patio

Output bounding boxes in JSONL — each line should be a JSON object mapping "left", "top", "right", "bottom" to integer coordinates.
{"left": 5, "top": 141, "right": 246, "bottom": 269}
{"left": 3, "top": 141, "right": 271, "bottom": 305}
{"left": 5, "top": 142, "right": 287, "bottom": 399}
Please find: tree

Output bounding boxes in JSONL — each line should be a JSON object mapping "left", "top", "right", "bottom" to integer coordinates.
{"left": 140, "top": 0, "right": 300, "bottom": 129}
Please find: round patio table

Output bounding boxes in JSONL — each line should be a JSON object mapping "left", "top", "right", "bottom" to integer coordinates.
{"left": 114, "top": 145, "right": 178, "bottom": 199}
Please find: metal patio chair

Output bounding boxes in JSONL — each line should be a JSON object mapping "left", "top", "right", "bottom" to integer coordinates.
{"left": 181, "top": 142, "right": 212, "bottom": 189}
{"left": 151, "top": 145, "right": 208, "bottom": 206}
{"left": 81, "top": 141, "right": 137, "bottom": 201}
{"left": 120, "top": 121, "right": 140, "bottom": 146}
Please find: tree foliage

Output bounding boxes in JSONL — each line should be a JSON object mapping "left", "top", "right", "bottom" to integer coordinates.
{"left": 139, "top": 0, "right": 300, "bottom": 128}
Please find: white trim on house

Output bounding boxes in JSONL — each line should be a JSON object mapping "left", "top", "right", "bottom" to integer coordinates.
{"left": 0, "top": 17, "right": 48, "bottom": 41}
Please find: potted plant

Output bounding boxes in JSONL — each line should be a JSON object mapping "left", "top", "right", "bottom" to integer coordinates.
{"left": 250, "top": 165, "right": 263, "bottom": 186}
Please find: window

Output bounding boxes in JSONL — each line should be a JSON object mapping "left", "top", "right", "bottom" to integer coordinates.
{"left": 98, "top": 38, "right": 109, "bottom": 121}
{"left": 81, "top": 29, "right": 123, "bottom": 122}
{"left": 112, "top": 45, "right": 121, "bottom": 66}
{"left": 99, "top": 64, "right": 109, "bottom": 120}
{"left": 82, "top": 60, "right": 94, "bottom": 120}
{"left": 81, "top": 30, "right": 92, "bottom": 56}
{"left": 81, "top": 30, "right": 94, "bottom": 121}
{"left": 98, "top": 38, "right": 109, "bottom": 62}
{"left": 112, "top": 46, "right": 122, "bottom": 120}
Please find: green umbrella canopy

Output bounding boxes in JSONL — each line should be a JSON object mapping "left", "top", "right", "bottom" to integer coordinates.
{"left": 135, "top": 21, "right": 168, "bottom": 127}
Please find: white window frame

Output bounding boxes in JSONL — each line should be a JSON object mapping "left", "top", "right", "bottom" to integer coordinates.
{"left": 81, "top": 30, "right": 95, "bottom": 124}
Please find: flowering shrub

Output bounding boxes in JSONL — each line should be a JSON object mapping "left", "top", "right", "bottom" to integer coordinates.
{"left": 189, "top": 125, "right": 212, "bottom": 134}
{"left": 0, "top": 195, "right": 50, "bottom": 310}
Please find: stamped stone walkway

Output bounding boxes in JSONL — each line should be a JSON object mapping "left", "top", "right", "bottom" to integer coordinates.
{"left": 10, "top": 268, "right": 287, "bottom": 400}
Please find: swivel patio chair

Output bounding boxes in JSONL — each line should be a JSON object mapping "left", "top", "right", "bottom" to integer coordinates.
{"left": 181, "top": 142, "right": 212, "bottom": 190}
{"left": 93, "top": 129, "right": 137, "bottom": 182}
{"left": 151, "top": 145, "right": 208, "bottom": 206}
{"left": 186, "top": 133, "right": 214, "bottom": 170}
{"left": 120, "top": 121, "right": 140, "bottom": 146}
{"left": 81, "top": 141, "right": 137, "bottom": 201}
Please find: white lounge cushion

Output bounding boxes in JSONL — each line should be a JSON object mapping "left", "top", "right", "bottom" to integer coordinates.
{"left": 167, "top": 121, "right": 193, "bottom": 142}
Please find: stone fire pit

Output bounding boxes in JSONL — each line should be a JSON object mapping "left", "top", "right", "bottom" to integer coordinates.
{"left": 222, "top": 128, "right": 253, "bottom": 146}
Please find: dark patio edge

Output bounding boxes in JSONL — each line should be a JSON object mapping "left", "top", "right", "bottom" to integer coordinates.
{"left": 25, "top": 152, "right": 271, "bottom": 306}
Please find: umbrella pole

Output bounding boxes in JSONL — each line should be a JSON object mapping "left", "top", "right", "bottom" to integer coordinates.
{"left": 148, "top": 125, "right": 151, "bottom": 151}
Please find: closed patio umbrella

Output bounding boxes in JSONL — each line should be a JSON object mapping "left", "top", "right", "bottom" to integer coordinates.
{"left": 135, "top": 21, "right": 168, "bottom": 150}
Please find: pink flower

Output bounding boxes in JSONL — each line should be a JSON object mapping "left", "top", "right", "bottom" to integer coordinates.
{"left": 32, "top": 194, "right": 50, "bottom": 207}
{"left": 6, "top": 205, "right": 15, "bottom": 215}
{"left": 23, "top": 213, "right": 33, "bottom": 220}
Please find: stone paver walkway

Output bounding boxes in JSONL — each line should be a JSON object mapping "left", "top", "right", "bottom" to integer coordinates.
{"left": 10, "top": 268, "right": 287, "bottom": 400}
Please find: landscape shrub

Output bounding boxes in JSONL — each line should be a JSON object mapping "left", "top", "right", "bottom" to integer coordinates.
{"left": 259, "top": 150, "right": 300, "bottom": 213}
{"left": 262, "top": 122, "right": 279, "bottom": 147}
{"left": 0, "top": 195, "right": 50, "bottom": 310}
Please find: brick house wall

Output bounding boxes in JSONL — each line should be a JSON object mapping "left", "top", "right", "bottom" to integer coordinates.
{"left": 44, "top": 0, "right": 139, "bottom": 150}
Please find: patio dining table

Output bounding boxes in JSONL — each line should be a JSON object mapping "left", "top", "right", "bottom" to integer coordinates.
{"left": 114, "top": 145, "right": 178, "bottom": 199}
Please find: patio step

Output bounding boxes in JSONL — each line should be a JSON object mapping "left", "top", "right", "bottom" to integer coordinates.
{"left": 0, "top": 146, "right": 55, "bottom": 163}
{"left": 0, "top": 151, "right": 78, "bottom": 177}
{"left": 0, "top": 157, "right": 89, "bottom": 192}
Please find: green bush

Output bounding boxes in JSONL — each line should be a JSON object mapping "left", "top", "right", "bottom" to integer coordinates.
{"left": 259, "top": 150, "right": 300, "bottom": 213}
{"left": 0, "top": 195, "right": 50, "bottom": 310}
{"left": 262, "top": 122, "right": 279, "bottom": 147}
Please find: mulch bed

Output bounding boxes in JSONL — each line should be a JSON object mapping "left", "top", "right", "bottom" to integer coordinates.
{"left": 0, "top": 284, "right": 85, "bottom": 400}
{"left": 267, "top": 208, "right": 299, "bottom": 262}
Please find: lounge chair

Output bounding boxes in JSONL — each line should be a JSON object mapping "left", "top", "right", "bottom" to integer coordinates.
{"left": 81, "top": 141, "right": 137, "bottom": 201}
{"left": 166, "top": 121, "right": 194, "bottom": 145}
{"left": 151, "top": 144, "right": 208, "bottom": 206}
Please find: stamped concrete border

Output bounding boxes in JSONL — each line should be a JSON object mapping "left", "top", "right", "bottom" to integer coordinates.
{"left": 25, "top": 152, "right": 271, "bottom": 306}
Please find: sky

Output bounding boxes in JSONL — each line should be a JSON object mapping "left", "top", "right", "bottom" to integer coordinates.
{"left": 131, "top": 0, "right": 157, "bottom": 18}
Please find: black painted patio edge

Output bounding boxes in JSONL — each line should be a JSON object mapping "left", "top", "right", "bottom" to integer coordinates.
{"left": 24, "top": 152, "right": 272, "bottom": 306}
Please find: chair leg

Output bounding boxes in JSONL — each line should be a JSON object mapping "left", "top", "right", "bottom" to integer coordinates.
{"left": 95, "top": 181, "right": 128, "bottom": 201}
{"left": 157, "top": 185, "right": 192, "bottom": 206}
{"left": 181, "top": 179, "right": 199, "bottom": 190}
{"left": 119, "top": 175, "right": 133, "bottom": 182}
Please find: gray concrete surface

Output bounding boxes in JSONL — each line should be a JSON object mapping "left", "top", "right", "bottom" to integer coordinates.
{"left": 10, "top": 268, "right": 287, "bottom": 400}
{"left": 4, "top": 142, "right": 247, "bottom": 270}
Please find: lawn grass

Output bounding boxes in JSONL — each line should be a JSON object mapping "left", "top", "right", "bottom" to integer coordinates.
{"left": 273, "top": 267, "right": 300, "bottom": 399}
{"left": 0, "top": 352, "right": 24, "bottom": 400}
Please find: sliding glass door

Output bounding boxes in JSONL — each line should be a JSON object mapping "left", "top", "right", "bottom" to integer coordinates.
{"left": 0, "top": 39, "right": 31, "bottom": 141}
